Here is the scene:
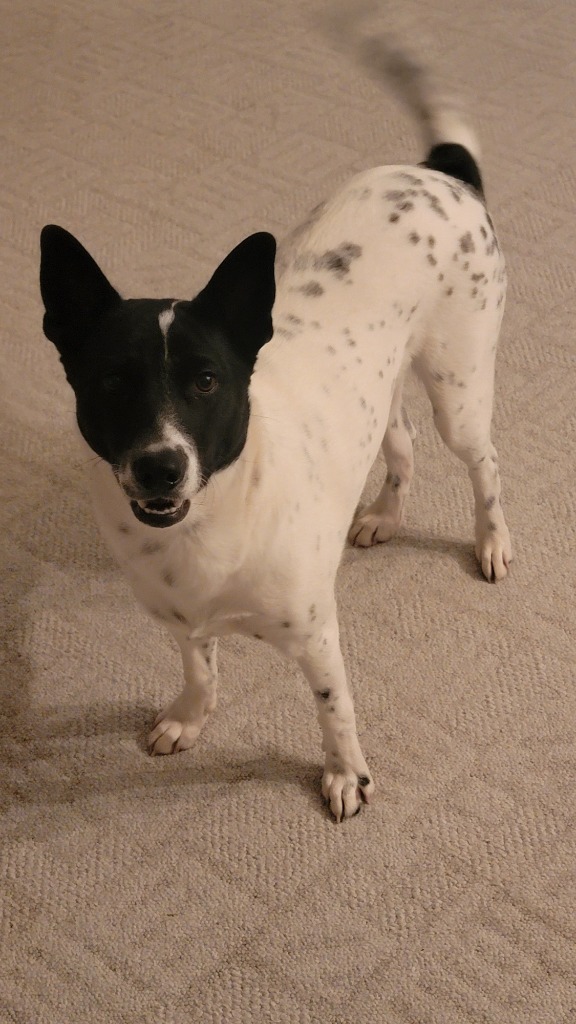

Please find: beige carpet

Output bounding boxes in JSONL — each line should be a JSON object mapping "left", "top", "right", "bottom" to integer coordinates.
{"left": 1, "top": 1, "right": 575, "bottom": 1021}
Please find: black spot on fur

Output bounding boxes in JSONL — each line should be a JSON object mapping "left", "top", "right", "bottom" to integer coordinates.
{"left": 295, "top": 243, "right": 362, "bottom": 279}
{"left": 299, "top": 280, "right": 324, "bottom": 297}
{"left": 422, "top": 191, "right": 448, "bottom": 220}
{"left": 460, "top": 232, "right": 475, "bottom": 254}
{"left": 409, "top": 232, "right": 420, "bottom": 245}
{"left": 141, "top": 540, "right": 163, "bottom": 555}
{"left": 398, "top": 173, "right": 424, "bottom": 186}
{"left": 317, "top": 689, "right": 331, "bottom": 700}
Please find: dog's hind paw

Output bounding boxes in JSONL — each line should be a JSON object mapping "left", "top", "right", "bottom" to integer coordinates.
{"left": 148, "top": 693, "right": 214, "bottom": 755}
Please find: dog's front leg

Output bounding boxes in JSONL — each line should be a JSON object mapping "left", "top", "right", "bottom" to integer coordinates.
{"left": 297, "top": 613, "right": 374, "bottom": 821}
{"left": 148, "top": 637, "right": 218, "bottom": 755}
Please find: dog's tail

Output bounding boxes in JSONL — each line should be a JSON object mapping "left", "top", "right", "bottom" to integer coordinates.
{"left": 320, "top": 2, "right": 484, "bottom": 196}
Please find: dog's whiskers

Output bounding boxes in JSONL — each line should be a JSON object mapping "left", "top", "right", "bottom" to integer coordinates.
{"left": 76, "top": 453, "right": 105, "bottom": 469}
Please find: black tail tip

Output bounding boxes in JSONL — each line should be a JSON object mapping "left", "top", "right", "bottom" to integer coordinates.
{"left": 422, "top": 143, "right": 484, "bottom": 197}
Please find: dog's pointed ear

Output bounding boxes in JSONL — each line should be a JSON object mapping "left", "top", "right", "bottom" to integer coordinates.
{"left": 194, "top": 232, "right": 276, "bottom": 365}
{"left": 40, "top": 225, "right": 122, "bottom": 349}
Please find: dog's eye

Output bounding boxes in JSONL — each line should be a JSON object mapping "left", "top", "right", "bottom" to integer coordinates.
{"left": 193, "top": 371, "right": 218, "bottom": 395}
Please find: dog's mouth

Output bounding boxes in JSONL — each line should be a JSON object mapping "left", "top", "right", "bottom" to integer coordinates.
{"left": 130, "top": 497, "right": 191, "bottom": 529}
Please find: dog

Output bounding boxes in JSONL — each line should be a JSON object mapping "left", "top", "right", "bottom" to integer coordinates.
{"left": 39, "top": 30, "right": 511, "bottom": 821}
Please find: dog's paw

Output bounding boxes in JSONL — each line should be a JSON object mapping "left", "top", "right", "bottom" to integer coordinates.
{"left": 148, "top": 693, "right": 214, "bottom": 755}
{"left": 348, "top": 509, "right": 398, "bottom": 547}
{"left": 476, "top": 525, "right": 512, "bottom": 581}
{"left": 322, "top": 757, "right": 375, "bottom": 822}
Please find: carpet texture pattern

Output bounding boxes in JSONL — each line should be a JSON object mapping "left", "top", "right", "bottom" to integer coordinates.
{"left": 1, "top": 1, "right": 575, "bottom": 1022}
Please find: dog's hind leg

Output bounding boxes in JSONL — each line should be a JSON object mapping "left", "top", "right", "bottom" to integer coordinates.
{"left": 349, "top": 377, "right": 416, "bottom": 547}
{"left": 296, "top": 609, "right": 374, "bottom": 821}
{"left": 415, "top": 329, "right": 512, "bottom": 581}
{"left": 149, "top": 637, "right": 218, "bottom": 754}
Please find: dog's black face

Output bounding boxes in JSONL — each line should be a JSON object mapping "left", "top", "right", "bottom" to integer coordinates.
{"left": 40, "top": 226, "right": 276, "bottom": 528}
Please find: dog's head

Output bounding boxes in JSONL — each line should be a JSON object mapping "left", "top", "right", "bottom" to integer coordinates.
{"left": 40, "top": 226, "right": 276, "bottom": 528}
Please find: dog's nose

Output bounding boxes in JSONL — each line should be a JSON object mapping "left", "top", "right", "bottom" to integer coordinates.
{"left": 132, "top": 448, "right": 187, "bottom": 494}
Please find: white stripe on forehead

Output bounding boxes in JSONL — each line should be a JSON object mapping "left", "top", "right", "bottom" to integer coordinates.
{"left": 158, "top": 301, "right": 179, "bottom": 360}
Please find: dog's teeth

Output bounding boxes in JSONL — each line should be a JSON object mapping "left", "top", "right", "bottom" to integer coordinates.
{"left": 137, "top": 500, "right": 183, "bottom": 515}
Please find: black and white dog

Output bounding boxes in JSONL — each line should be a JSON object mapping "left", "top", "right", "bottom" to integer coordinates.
{"left": 39, "top": 34, "right": 511, "bottom": 820}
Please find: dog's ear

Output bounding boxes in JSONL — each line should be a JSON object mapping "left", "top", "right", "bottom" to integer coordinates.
{"left": 194, "top": 232, "right": 276, "bottom": 365}
{"left": 40, "top": 225, "right": 122, "bottom": 350}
